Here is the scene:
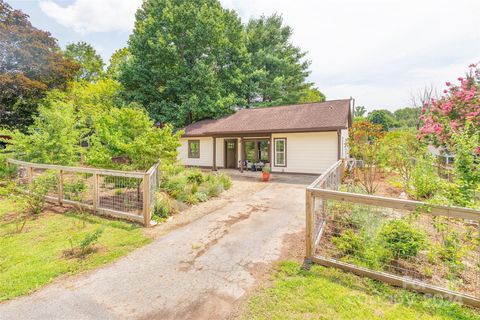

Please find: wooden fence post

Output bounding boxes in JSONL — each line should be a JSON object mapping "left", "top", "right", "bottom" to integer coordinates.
{"left": 27, "top": 166, "right": 33, "bottom": 184}
{"left": 305, "top": 189, "right": 315, "bottom": 260}
{"left": 92, "top": 173, "right": 98, "bottom": 213}
{"left": 57, "top": 170, "right": 63, "bottom": 205}
{"left": 143, "top": 173, "right": 151, "bottom": 227}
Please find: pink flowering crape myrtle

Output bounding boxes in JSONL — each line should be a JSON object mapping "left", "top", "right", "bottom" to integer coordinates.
{"left": 419, "top": 63, "right": 480, "bottom": 153}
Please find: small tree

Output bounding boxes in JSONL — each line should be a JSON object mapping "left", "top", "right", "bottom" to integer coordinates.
{"left": 6, "top": 103, "right": 85, "bottom": 165}
{"left": 378, "top": 130, "right": 425, "bottom": 192}
{"left": 449, "top": 122, "right": 480, "bottom": 206}
{"left": 419, "top": 63, "right": 480, "bottom": 206}
{"left": 348, "top": 121, "right": 384, "bottom": 194}
{"left": 86, "top": 106, "right": 182, "bottom": 170}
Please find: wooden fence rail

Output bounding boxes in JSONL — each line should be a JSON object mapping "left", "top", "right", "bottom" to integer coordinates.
{"left": 305, "top": 158, "right": 480, "bottom": 308}
{"left": 7, "top": 159, "right": 160, "bottom": 227}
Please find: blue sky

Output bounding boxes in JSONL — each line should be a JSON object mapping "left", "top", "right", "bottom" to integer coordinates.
{"left": 8, "top": 0, "right": 480, "bottom": 111}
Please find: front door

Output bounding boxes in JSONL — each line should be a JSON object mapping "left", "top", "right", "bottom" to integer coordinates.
{"left": 225, "top": 139, "right": 237, "bottom": 168}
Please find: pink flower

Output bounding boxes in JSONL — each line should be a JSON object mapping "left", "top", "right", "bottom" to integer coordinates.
{"left": 446, "top": 82, "right": 451, "bottom": 86}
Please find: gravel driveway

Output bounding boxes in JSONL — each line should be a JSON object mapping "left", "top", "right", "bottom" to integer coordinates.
{"left": 0, "top": 173, "right": 315, "bottom": 320}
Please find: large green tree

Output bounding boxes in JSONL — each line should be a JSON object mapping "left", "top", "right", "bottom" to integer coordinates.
{"left": 393, "top": 106, "right": 421, "bottom": 129}
{"left": 120, "top": 0, "right": 248, "bottom": 127}
{"left": 65, "top": 41, "right": 104, "bottom": 81}
{"left": 106, "top": 47, "right": 130, "bottom": 79}
{"left": 0, "top": 0, "right": 78, "bottom": 130}
{"left": 245, "top": 14, "right": 312, "bottom": 105}
{"left": 367, "top": 109, "right": 396, "bottom": 131}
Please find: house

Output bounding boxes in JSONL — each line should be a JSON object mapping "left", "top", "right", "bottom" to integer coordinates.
{"left": 177, "top": 99, "right": 353, "bottom": 174}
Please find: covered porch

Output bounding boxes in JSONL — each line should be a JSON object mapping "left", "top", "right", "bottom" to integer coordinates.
{"left": 211, "top": 135, "right": 272, "bottom": 173}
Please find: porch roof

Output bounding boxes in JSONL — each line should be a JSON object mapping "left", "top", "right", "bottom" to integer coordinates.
{"left": 182, "top": 99, "right": 352, "bottom": 137}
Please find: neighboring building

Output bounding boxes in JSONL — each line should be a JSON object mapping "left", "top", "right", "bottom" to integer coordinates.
{"left": 178, "top": 99, "right": 353, "bottom": 174}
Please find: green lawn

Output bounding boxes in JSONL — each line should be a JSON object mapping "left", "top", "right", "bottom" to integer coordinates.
{"left": 245, "top": 261, "right": 480, "bottom": 320}
{"left": 0, "top": 197, "right": 152, "bottom": 302}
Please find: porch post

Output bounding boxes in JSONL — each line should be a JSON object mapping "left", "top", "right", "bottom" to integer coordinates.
{"left": 240, "top": 137, "right": 244, "bottom": 173}
{"left": 212, "top": 137, "right": 217, "bottom": 171}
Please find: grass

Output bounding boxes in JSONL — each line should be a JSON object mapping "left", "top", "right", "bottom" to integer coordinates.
{"left": 0, "top": 197, "right": 152, "bottom": 302}
{"left": 245, "top": 261, "right": 480, "bottom": 320}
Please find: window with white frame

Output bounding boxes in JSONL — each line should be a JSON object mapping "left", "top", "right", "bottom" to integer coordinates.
{"left": 274, "top": 138, "right": 286, "bottom": 167}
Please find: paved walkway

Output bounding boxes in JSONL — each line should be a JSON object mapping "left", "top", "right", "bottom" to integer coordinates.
{"left": 0, "top": 175, "right": 314, "bottom": 320}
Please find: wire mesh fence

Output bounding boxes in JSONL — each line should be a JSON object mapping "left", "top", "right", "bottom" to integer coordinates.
{"left": 306, "top": 159, "right": 480, "bottom": 308}
{"left": 7, "top": 159, "right": 160, "bottom": 226}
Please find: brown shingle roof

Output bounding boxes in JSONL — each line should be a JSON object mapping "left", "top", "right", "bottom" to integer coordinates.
{"left": 182, "top": 99, "right": 352, "bottom": 137}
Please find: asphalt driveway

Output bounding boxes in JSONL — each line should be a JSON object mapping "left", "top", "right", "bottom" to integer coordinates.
{"left": 0, "top": 173, "right": 315, "bottom": 320}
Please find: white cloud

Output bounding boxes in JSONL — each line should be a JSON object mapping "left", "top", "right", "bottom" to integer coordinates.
{"left": 39, "top": 0, "right": 142, "bottom": 33}
{"left": 39, "top": 0, "right": 480, "bottom": 110}
{"left": 221, "top": 0, "right": 480, "bottom": 110}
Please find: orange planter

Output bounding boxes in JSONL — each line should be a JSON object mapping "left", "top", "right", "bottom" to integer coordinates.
{"left": 262, "top": 172, "right": 270, "bottom": 182}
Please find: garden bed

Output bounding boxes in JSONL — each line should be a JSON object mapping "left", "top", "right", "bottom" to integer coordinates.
{"left": 312, "top": 166, "right": 480, "bottom": 301}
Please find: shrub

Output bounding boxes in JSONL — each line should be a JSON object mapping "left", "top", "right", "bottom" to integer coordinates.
{"left": 153, "top": 191, "right": 173, "bottom": 221}
{"left": 0, "top": 155, "right": 17, "bottom": 180}
{"left": 79, "top": 228, "right": 104, "bottom": 254}
{"left": 63, "top": 179, "right": 88, "bottom": 201}
{"left": 378, "top": 219, "right": 427, "bottom": 259}
{"left": 86, "top": 107, "right": 181, "bottom": 170}
{"left": 184, "top": 193, "right": 199, "bottom": 205}
{"left": 6, "top": 104, "right": 85, "bottom": 166}
{"left": 186, "top": 170, "right": 204, "bottom": 184}
{"left": 205, "top": 181, "right": 224, "bottom": 197}
{"left": 333, "top": 230, "right": 365, "bottom": 256}
{"left": 332, "top": 229, "right": 391, "bottom": 270}
{"left": 411, "top": 156, "right": 441, "bottom": 199}
{"left": 194, "top": 191, "right": 208, "bottom": 202}
{"left": 216, "top": 173, "right": 232, "bottom": 190}
{"left": 161, "top": 175, "right": 188, "bottom": 198}
{"left": 18, "top": 171, "right": 57, "bottom": 215}
{"left": 438, "top": 231, "right": 464, "bottom": 267}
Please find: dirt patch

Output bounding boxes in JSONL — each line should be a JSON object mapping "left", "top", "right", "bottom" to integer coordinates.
{"left": 375, "top": 171, "right": 405, "bottom": 198}
{"left": 144, "top": 180, "right": 267, "bottom": 240}
{"left": 180, "top": 203, "right": 269, "bottom": 272}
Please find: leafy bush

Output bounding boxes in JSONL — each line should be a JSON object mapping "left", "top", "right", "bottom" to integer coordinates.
{"left": 217, "top": 173, "right": 232, "bottom": 190}
{"left": 63, "top": 179, "right": 88, "bottom": 201}
{"left": 377, "top": 130, "right": 426, "bottom": 191}
{"left": 152, "top": 191, "right": 173, "bottom": 221}
{"left": 86, "top": 107, "right": 181, "bottom": 170}
{"left": 79, "top": 228, "right": 104, "bottom": 254}
{"left": 17, "top": 171, "right": 57, "bottom": 215}
{"left": 411, "top": 156, "right": 441, "bottom": 199}
{"left": 6, "top": 104, "right": 85, "bottom": 165}
{"left": 186, "top": 170, "right": 204, "bottom": 184}
{"left": 333, "top": 230, "right": 365, "bottom": 256}
{"left": 378, "top": 219, "right": 427, "bottom": 259}
{"left": 332, "top": 229, "right": 391, "bottom": 270}
{"left": 160, "top": 164, "right": 232, "bottom": 206}
{"left": 204, "top": 181, "right": 224, "bottom": 197}
{"left": 438, "top": 231, "right": 464, "bottom": 267}
{"left": 0, "top": 155, "right": 17, "bottom": 180}
{"left": 194, "top": 191, "right": 208, "bottom": 202}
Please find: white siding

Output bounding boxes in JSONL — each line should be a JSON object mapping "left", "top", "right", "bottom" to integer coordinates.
{"left": 215, "top": 138, "right": 225, "bottom": 167}
{"left": 340, "top": 128, "right": 349, "bottom": 159}
{"left": 178, "top": 137, "right": 225, "bottom": 167}
{"left": 178, "top": 137, "right": 213, "bottom": 167}
{"left": 271, "top": 132, "right": 338, "bottom": 174}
